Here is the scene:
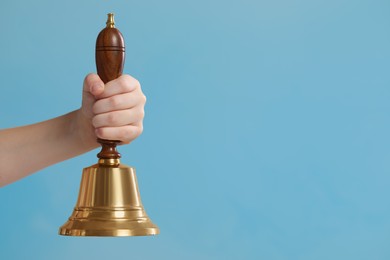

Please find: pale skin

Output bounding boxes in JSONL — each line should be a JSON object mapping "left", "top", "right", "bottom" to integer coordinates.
{"left": 0, "top": 73, "right": 146, "bottom": 187}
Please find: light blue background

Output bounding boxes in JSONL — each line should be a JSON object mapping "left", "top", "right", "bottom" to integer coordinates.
{"left": 1, "top": 0, "right": 390, "bottom": 259}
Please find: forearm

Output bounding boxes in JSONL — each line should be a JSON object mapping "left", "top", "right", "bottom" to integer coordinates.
{"left": 0, "top": 110, "right": 98, "bottom": 187}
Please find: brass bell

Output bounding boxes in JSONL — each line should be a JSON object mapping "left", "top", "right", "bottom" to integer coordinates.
{"left": 59, "top": 14, "right": 159, "bottom": 237}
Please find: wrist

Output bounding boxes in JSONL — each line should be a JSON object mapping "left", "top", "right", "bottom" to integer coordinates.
{"left": 72, "top": 109, "right": 99, "bottom": 151}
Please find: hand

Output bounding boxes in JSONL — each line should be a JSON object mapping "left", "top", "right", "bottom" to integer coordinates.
{"left": 78, "top": 73, "right": 146, "bottom": 146}
{"left": 0, "top": 73, "right": 146, "bottom": 186}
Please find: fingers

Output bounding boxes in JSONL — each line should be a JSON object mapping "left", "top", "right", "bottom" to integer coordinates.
{"left": 92, "top": 92, "right": 146, "bottom": 114}
{"left": 92, "top": 108, "right": 145, "bottom": 128}
{"left": 95, "top": 124, "right": 143, "bottom": 144}
{"left": 97, "top": 74, "right": 140, "bottom": 99}
{"left": 81, "top": 73, "right": 146, "bottom": 144}
{"left": 92, "top": 74, "right": 146, "bottom": 144}
{"left": 83, "top": 74, "right": 139, "bottom": 99}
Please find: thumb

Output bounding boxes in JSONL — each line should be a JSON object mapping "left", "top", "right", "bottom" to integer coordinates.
{"left": 81, "top": 73, "right": 104, "bottom": 119}
{"left": 83, "top": 73, "right": 105, "bottom": 97}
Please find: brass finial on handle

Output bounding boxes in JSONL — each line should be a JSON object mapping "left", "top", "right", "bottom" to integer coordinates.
{"left": 106, "top": 13, "right": 115, "bottom": 28}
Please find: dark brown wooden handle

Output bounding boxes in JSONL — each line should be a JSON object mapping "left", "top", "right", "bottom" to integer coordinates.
{"left": 95, "top": 13, "right": 125, "bottom": 160}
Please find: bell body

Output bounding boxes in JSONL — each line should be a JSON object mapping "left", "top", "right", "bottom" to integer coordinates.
{"left": 59, "top": 163, "right": 159, "bottom": 236}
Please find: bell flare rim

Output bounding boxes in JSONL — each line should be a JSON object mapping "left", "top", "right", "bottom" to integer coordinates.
{"left": 58, "top": 225, "right": 160, "bottom": 237}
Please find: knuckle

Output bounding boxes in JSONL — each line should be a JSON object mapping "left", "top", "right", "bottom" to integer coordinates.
{"left": 118, "top": 75, "right": 141, "bottom": 93}
{"left": 134, "top": 79, "right": 141, "bottom": 89}
{"left": 127, "top": 126, "right": 142, "bottom": 140}
{"left": 107, "top": 113, "right": 117, "bottom": 124}
{"left": 135, "top": 126, "right": 143, "bottom": 137}
{"left": 137, "top": 124, "right": 144, "bottom": 135}
{"left": 139, "top": 108, "right": 145, "bottom": 119}
{"left": 119, "top": 75, "right": 133, "bottom": 92}
{"left": 119, "top": 127, "right": 138, "bottom": 143}
{"left": 121, "top": 74, "right": 133, "bottom": 82}
{"left": 118, "top": 75, "right": 128, "bottom": 85}
{"left": 132, "top": 108, "right": 145, "bottom": 122}
{"left": 109, "top": 96, "right": 120, "bottom": 108}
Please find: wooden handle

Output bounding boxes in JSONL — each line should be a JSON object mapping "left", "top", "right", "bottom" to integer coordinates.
{"left": 95, "top": 13, "right": 125, "bottom": 160}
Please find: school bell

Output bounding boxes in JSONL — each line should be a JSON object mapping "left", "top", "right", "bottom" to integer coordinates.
{"left": 59, "top": 13, "right": 159, "bottom": 237}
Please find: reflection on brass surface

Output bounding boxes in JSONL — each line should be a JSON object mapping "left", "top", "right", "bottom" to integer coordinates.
{"left": 98, "top": 158, "right": 120, "bottom": 167}
{"left": 59, "top": 161, "right": 159, "bottom": 236}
